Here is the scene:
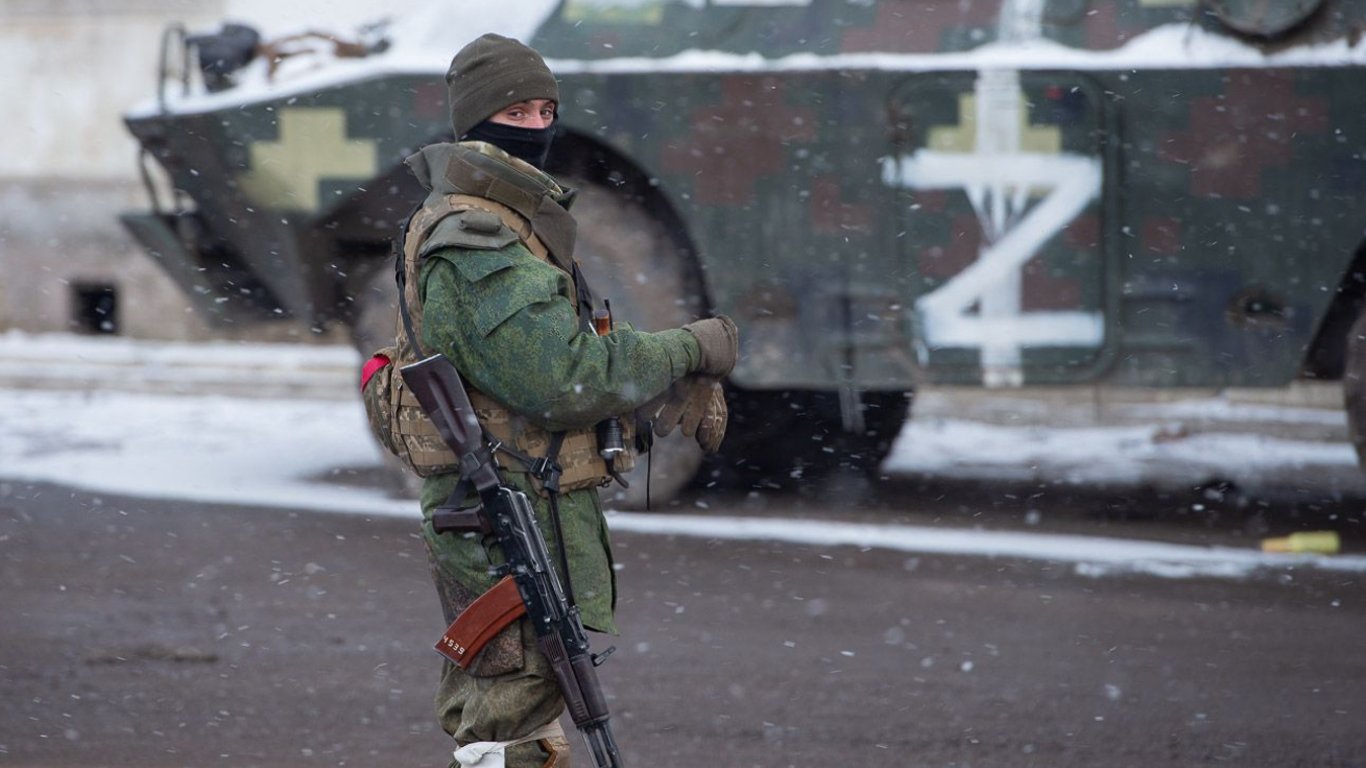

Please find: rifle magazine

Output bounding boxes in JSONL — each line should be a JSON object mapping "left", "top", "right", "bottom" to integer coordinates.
{"left": 435, "top": 576, "right": 526, "bottom": 669}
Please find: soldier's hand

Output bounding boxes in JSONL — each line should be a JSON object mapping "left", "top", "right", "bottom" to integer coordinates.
{"left": 652, "top": 377, "right": 709, "bottom": 440}
{"left": 693, "top": 380, "right": 728, "bottom": 452}
{"left": 683, "top": 315, "right": 739, "bottom": 378}
{"left": 653, "top": 375, "right": 728, "bottom": 452}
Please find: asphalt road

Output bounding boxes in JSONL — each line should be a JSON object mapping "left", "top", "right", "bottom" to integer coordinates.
{"left": 2, "top": 480, "right": 1363, "bottom": 768}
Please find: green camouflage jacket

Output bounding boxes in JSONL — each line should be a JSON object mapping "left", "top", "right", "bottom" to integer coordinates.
{"left": 416, "top": 141, "right": 700, "bottom": 633}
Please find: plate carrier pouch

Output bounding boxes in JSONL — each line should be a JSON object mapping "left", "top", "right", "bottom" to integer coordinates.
{"left": 361, "top": 191, "right": 634, "bottom": 495}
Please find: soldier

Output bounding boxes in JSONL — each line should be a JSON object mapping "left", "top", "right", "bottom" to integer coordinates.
{"left": 405, "top": 34, "right": 738, "bottom": 768}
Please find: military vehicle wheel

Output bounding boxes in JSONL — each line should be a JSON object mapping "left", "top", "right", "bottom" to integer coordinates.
{"left": 348, "top": 265, "right": 399, "bottom": 355}
{"left": 1343, "top": 310, "right": 1366, "bottom": 466}
{"left": 345, "top": 265, "right": 429, "bottom": 498}
{"left": 719, "top": 390, "right": 911, "bottom": 489}
{"left": 565, "top": 175, "right": 708, "bottom": 510}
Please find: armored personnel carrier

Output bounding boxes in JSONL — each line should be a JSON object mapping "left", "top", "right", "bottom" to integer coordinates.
{"left": 122, "top": 0, "right": 1366, "bottom": 503}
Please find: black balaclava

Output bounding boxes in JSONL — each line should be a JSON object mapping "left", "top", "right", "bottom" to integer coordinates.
{"left": 464, "top": 120, "right": 556, "bottom": 169}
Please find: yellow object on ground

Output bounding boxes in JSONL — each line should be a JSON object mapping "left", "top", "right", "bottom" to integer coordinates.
{"left": 1261, "top": 531, "right": 1341, "bottom": 554}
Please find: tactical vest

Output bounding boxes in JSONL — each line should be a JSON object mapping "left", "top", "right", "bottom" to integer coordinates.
{"left": 363, "top": 189, "right": 635, "bottom": 495}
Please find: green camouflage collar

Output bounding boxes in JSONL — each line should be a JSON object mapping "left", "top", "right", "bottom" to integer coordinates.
{"left": 405, "top": 141, "right": 578, "bottom": 268}
{"left": 462, "top": 140, "right": 565, "bottom": 196}
{"left": 405, "top": 141, "right": 570, "bottom": 208}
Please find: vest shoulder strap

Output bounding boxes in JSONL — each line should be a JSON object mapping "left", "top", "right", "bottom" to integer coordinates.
{"left": 419, "top": 210, "right": 519, "bottom": 255}
{"left": 445, "top": 194, "right": 550, "bottom": 263}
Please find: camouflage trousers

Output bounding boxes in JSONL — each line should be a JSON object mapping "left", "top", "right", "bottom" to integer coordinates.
{"left": 434, "top": 620, "right": 567, "bottom": 768}
{"left": 426, "top": 528, "right": 567, "bottom": 768}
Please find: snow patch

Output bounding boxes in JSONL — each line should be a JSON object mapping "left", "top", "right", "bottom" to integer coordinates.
{"left": 2, "top": 333, "right": 1363, "bottom": 581}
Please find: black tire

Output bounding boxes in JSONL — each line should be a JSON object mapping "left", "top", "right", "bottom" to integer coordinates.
{"left": 715, "top": 389, "right": 912, "bottom": 490}
{"left": 342, "top": 262, "right": 430, "bottom": 497}
{"left": 1344, "top": 310, "right": 1366, "bottom": 466}
{"left": 347, "top": 263, "right": 399, "bottom": 355}
{"left": 566, "top": 176, "right": 708, "bottom": 510}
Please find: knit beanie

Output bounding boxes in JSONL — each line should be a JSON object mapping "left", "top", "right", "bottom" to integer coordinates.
{"left": 446, "top": 34, "right": 560, "bottom": 140}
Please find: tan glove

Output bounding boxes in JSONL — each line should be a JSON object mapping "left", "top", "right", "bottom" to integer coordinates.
{"left": 652, "top": 375, "right": 729, "bottom": 452}
{"left": 683, "top": 315, "right": 739, "bottom": 378}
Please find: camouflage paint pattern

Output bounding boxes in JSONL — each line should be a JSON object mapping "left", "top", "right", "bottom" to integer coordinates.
{"left": 123, "top": 0, "right": 1366, "bottom": 390}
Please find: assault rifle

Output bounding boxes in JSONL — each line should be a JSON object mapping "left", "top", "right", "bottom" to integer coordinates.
{"left": 400, "top": 353, "right": 624, "bottom": 768}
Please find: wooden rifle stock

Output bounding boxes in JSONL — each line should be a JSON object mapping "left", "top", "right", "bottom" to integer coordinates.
{"left": 399, "top": 354, "right": 500, "bottom": 492}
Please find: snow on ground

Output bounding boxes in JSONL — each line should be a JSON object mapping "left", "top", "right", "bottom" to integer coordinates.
{"left": 2, "top": 332, "right": 1363, "bottom": 580}
{"left": 889, "top": 417, "right": 1358, "bottom": 487}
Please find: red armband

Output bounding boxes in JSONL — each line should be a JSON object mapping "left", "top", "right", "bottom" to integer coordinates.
{"left": 360, "top": 353, "right": 391, "bottom": 393}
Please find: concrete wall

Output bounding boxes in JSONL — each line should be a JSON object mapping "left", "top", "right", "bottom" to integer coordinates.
{"left": 0, "top": 0, "right": 421, "bottom": 341}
